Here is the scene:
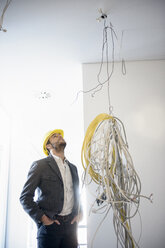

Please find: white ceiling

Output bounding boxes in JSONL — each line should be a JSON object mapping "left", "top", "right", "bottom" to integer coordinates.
{"left": 0, "top": 0, "right": 164, "bottom": 162}
{"left": 2, "top": 0, "right": 165, "bottom": 63}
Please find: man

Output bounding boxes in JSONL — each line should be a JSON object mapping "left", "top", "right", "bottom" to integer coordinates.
{"left": 20, "top": 129, "right": 82, "bottom": 248}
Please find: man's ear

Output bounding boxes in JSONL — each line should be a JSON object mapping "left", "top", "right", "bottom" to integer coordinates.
{"left": 46, "top": 143, "right": 52, "bottom": 150}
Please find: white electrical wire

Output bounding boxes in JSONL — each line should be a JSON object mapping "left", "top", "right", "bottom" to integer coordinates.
{"left": 81, "top": 115, "right": 153, "bottom": 248}
{"left": 0, "top": 0, "right": 12, "bottom": 32}
{"left": 79, "top": 11, "right": 152, "bottom": 248}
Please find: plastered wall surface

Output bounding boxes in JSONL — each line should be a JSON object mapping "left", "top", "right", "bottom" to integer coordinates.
{"left": 82, "top": 60, "right": 165, "bottom": 248}
{"left": 0, "top": 62, "right": 84, "bottom": 248}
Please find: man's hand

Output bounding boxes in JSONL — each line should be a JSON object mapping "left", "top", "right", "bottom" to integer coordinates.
{"left": 71, "top": 212, "right": 83, "bottom": 224}
{"left": 41, "top": 215, "right": 60, "bottom": 225}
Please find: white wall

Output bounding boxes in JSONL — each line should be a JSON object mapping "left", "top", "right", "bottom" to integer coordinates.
{"left": 82, "top": 60, "right": 165, "bottom": 248}
{"left": 0, "top": 59, "right": 84, "bottom": 247}
{"left": 0, "top": 3, "right": 86, "bottom": 246}
{"left": 0, "top": 107, "right": 11, "bottom": 248}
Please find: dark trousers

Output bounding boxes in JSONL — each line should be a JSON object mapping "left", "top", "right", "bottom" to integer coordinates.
{"left": 37, "top": 221, "right": 78, "bottom": 248}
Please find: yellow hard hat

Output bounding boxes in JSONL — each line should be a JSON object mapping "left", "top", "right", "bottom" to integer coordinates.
{"left": 43, "top": 129, "right": 64, "bottom": 156}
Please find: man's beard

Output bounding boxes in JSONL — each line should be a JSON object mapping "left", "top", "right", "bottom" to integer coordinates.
{"left": 58, "top": 142, "right": 66, "bottom": 150}
{"left": 53, "top": 141, "right": 66, "bottom": 152}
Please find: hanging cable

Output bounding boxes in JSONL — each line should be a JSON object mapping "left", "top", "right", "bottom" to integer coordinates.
{"left": 119, "top": 30, "right": 127, "bottom": 75}
{"left": 0, "top": 0, "right": 12, "bottom": 32}
{"left": 81, "top": 113, "right": 152, "bottom": 248}
{"left": 79, "top": 9, "right": 152, "bottom": 248}
{"left": 73, "top": 12, "right": 126, "bottom": 111}
{"left": 73, "top": 17, "right": 118, "bottom": 109}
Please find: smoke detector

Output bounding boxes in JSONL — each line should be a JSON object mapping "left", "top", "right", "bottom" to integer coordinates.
{"left": 34, "top": 90, "right": 51, "bottom": 100}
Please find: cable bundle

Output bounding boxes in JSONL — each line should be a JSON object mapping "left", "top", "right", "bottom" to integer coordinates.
{"left": 81, "top": 113, "right": 152, "bottom": 248}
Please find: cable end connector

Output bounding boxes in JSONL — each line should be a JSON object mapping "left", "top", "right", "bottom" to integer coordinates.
{"left": 96, "top": 8, "right": 108, "bottom": 22}
{"left": 149, "top": 193, "right": 153, "bottom": 203}
{"left": 0, "top": 26, "right": 7, "bottom": 32}
{"left": 96, "top": 192, "right": 107, "bottom": 206}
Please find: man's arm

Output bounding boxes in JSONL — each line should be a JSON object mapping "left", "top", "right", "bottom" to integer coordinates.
{"left": 19, "top": 162, "right": 44, "bottom": 223}
{"left": 71, "top": 164, "right": 83, "bottom": 224}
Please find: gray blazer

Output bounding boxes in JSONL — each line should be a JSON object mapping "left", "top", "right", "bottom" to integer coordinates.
{"left": 20, "top": 154, "right": 80, "bottom": 223}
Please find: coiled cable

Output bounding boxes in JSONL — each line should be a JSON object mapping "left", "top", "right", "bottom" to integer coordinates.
{"left": 81, "top": 113, "right": 152, "bottom": 247}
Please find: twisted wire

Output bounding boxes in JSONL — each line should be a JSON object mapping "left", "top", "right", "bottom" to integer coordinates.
{"left": 81, "top": 113, "right": 152, "bottom": 247}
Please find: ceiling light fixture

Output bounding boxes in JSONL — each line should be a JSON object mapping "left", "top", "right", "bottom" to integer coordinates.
{"left": 35, "top": 91, "right": 51, "bottom": 100}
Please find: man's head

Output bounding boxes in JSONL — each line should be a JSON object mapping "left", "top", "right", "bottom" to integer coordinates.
{"left": 43, "top": 129, "right": 66, "bottom": 156}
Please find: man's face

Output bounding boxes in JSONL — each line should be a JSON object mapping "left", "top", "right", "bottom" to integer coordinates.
{"left": 48, "top": 133, "right": 66, "bottom": 151}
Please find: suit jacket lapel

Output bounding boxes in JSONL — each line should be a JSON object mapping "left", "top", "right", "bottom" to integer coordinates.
{"left": 67, "top": 161, "right": 75, "bottom": 181}
{"left": 47, "top": 155, "right": 62, "bottom": 181}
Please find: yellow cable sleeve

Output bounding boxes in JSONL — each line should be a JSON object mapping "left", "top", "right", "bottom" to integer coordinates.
{"left": 81, "top": 113, "right": 115, "bottom": 184}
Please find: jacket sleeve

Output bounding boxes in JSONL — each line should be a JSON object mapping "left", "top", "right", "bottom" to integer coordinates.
{"left": 71, "top": 164, "right": 83, "bottom": 216}
{"left": 19, "top": 162, "right": 44, "bottom": 223}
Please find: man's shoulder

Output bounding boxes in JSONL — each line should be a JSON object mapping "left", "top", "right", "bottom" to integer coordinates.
{"left": 30, "top": 157, "right": 49, "bottom": 170}
{"left": 35, "top": 156, "right": 49, "bottom": 164}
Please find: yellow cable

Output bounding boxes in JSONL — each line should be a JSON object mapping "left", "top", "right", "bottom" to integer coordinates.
{"left": 81, "top": 113, "right": 115, "bottom": 184}
{"left": 81, "top": 113, "right": 138, "bottom": 247}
